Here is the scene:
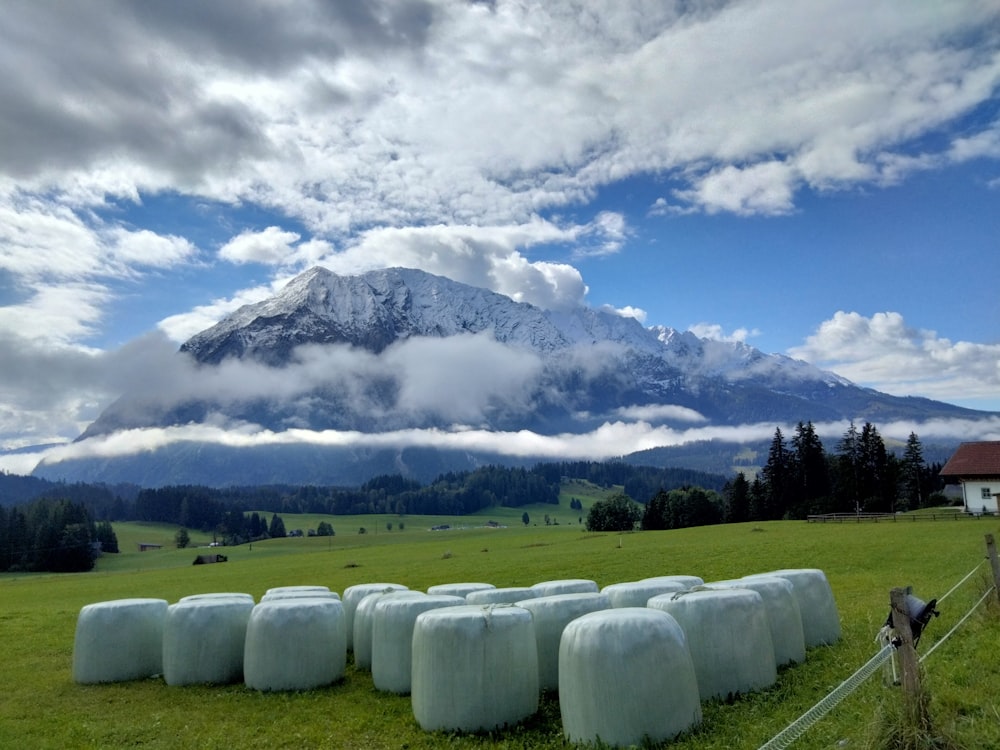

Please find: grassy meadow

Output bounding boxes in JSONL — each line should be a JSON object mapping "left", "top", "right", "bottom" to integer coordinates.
{"left": 2, "top": 503, "right": 999, "bottom": 749}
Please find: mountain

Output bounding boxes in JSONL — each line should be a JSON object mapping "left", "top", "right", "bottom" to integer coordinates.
{"left": 35, "top": 266, "right": 991, "bottom": 487}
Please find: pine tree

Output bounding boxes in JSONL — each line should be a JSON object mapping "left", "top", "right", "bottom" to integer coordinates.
{"left": 858, "top": 422, "right": 891, "bottom": 512}
{"left": 901, "top": 432, "right": 926, "bottom": 510}
{"left": 835, "top": 420, "right": 861, "bottom": 513}
{"left": 790, "top": 421, "right": 830, "bottom": 517}
{"left": 723, "top": 473, "right": 751, "bottom": 524}
{"left": 760, "top": 428, "right": 791, "bottom": 520}
{"left": 641, "top": 490, "right": 670, "bottom": 530}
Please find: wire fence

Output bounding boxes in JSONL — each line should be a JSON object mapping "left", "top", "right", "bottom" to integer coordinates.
{"left": 757, "top": 555, "right": 996, "bottom": 750}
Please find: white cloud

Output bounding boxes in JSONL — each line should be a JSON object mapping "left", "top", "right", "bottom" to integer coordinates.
{"left": 1, "top": 0, "right": 999, "bottom": 452}
{"left": 688, "top": 323, "right": 759, "bottom": 344}
{"left": 106, "top": 227, "right": 198, "bottom": 268}
{"left": 157, "top": 282, "right": 280, "bottom": 342}
{"left": 676, "top": 162, "right": 797, "bottom": 216}
{"left": 12, "top": 414, "right": 1000, "bottom": 479}
{"left": 600, "top": 304, "right": 647, "bottom": 323}
{"left": 789, "top": 311, "right": 1000, "bottom": 402}
{"left": 3, "top": 1, "right": 996, "bottom": 228}
{"left": 317, "top": 219, "right": 591, "bottom": 311}
{"left": 219, "top": 226, "right": 302, "bottom": 265}
{"left": 613, "top": 404, "right": 707, "bottom": 423}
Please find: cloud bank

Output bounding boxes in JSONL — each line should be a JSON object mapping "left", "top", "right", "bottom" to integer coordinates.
{"left": 1, "top": 0, "right": 998, "bottom": 453}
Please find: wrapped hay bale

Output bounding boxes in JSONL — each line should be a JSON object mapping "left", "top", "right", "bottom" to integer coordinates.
{"left": 354, "top": 591, "right": 427, "bottom": 671}
{"left": 559, "top": 608, "right": 701, "bottom": 747}
{"left": 466, "top": 587, "right": 537, "bottom": 605}
{"left": 704, "top": 577, "right": 805, "bottom": 666}
{"left": 342, "top": 582, "right": 409, "bottom": 651}
{"left": 600, "top": 580, "right": 688, "bottom": 608}
{"left": 261, "top": 589, "right": 340, "bottom": 602}
{"left": 73, "top": 598, "right": 168, "bottom": 684}
{"left": 370, "top": 594, "right": 464, "bottom": 694}
{"left": 163, "top": 597, "right": 254, "bottom": 685}
{"left": 640, "top": 574, "right": 704, "bottom": 589}
{"left": 530, "top": 579, "right": 599, "bottom": 597}
{"left": 744, "top": 568, "right": 840, "bottom": 647}
{"left": 426, "top": 582, "right": 495, "bottom": 598}
{"left": 265, "top": 584, "right": 330, "bottom": 595}
{"left": 179, "top": 593, "right": 255, "bottom": 603}
{"left": 648, "top": 588, "right": 776, "bottom": 701}
{"left": 515, "top": 592, "right": 611, "bottom": 691}
{"left": 243, "top": 597, "right": 346, "bottom": 691}
{"left": 411, "top": 605, "right": 539, "bottom": 732}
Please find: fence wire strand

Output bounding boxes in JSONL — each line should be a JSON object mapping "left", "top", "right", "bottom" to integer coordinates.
{"left": 757, "top": 557, "right": 995, "bottom": 750}
{"left": 920, "top": 585, "right": 996, "bottom": 662}
{"left": 757, "top": 644, "right": 895, "bottom": 750}
{"left": 936, "top": 558, "right": 986, "bottom": 605}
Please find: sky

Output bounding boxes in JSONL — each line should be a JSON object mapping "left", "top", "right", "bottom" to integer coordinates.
{"left": 1, "top": 0, "right": 1000, "bottom": 474}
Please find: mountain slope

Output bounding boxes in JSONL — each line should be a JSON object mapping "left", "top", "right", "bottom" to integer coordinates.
{"left": 41, "top": 266, "right": 993, "bottom": 487}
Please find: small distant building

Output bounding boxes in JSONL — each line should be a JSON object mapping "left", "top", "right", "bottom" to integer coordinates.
{"left": 940, "top": 441, "right": 1000, "bottom": 515}
{"left": 137, "top": 542, "right": 163, "bottom": 552}
{"left": 193, "top": 553, "right": 228, "bottom": 565}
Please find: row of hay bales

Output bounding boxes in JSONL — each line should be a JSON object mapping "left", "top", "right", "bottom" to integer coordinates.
{"left": 73, "top": 569, "right": 840, "bottom": 747}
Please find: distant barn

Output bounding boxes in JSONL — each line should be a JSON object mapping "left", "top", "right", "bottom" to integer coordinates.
{"left": 193, "top": 553, "right": 228, "bottom": 565}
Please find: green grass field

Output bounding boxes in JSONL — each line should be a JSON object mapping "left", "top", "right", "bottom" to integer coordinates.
{"left": 2, "top": 509, "right": 998, "bottom": 749}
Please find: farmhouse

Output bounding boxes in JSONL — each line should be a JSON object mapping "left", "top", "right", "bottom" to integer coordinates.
{"left": 940, "top": 441, "right": 1000, "bottom": 515}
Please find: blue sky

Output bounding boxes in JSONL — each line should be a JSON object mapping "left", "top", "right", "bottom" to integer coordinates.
{"left": 1, "top": 0, "right": 999, "bottom": 471}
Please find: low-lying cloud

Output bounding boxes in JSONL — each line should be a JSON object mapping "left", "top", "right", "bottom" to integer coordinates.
{"left": 8, "top": 413, "right": 999, "bottom": 480}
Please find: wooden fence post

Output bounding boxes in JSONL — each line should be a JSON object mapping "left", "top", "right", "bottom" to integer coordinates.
{"left": 986, "top": 534, "right": 1000, "bottom": 608}
{"left": 890, "top": 587, "right": 926, "bottom": 732}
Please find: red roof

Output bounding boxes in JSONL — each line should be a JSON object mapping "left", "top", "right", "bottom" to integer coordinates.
{"left": 940, "top": 442, "right": 1000, "bottom": 478}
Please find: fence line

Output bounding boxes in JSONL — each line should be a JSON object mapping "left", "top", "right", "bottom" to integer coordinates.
{"left": 756, "top": 553, "right": 993, "bottom": 750}
{"left": 756, "top": 644, "right": 895, "bottom": 750}
{"left": 806, "top": 511, "right": 979, "bottom": 523}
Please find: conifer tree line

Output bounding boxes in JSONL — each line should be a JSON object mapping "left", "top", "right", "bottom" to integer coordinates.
{"left": 585, "top": 422, "right": 945, "bottom": 532}
{"left": 722, "top": 422, "right": 944, "bottom": 522}
{"left": 0, "top": 498, "right": 118, "bottom": 573}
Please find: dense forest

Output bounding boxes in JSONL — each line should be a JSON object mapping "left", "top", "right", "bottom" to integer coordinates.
{"left": 0, "top": 460, "right": 724, "bottom": 571}
{"left": 0, "top": 498, "right": 118, "bottom": 573}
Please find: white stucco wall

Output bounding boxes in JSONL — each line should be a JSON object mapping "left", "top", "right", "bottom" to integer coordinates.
{"left": 961, "top": 480, "right": 1000, "bottom": 514}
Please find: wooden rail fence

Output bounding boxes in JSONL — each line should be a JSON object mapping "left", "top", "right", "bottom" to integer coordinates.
{"left": 806, "top": 511, "right": 986, "bottom": 523}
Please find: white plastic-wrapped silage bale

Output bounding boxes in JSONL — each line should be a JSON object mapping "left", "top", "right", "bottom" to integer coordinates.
{"left": 530, "top": 579, "right": 599, "bottom": 597}
{"left": 73, "top": 598, "right": 168, "bottom": 684}
{"left": 641, "top": 574, "right": 704, "bottom": 589}
{"left": 261, "top": 589, "right": 340, "bottom": 602}
{"left": 744, "top": 568, "right": 840, "bottom": 647}
{"left": 426, "top": 582, "right": 495, "bottom": 598}
{"left": 342, "top": 582, "right": 409, "bottom": 651}
{"left": 559, "top": 608, "right": 701, "bottom": 747}
{"left": 704, "top": 577, "right": 805, "bottom": 666}
{"left": 266, "top": 584, "right": 329, "bottom": 594}
{"left": 465, "top": 587, "right": 537, "bottom": 605}
{"left": 162, "top": 597, "right": 254, "bottom": 685}
{"left": 370, "top": 594, "right": 465, "bottom": 694}
{"left": 243, "top": 597, "right": 347, "bottom": 691}
{"left": 353, "top": 591, "right": 427, "bottom": 671}
{"left": 411, "top": 605, "right": 539, "bottom": 732}
{"left": 600, "top": 580, "right": 689, "bottom": 608}
{"left": 648, "top": 588, "right": 776, "bottom": 701}
{"left": 515, "top": 592, "right": 611, "bottom": 691}
{"left": 179, "top": 593, "right": 255, "bottom": 603}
